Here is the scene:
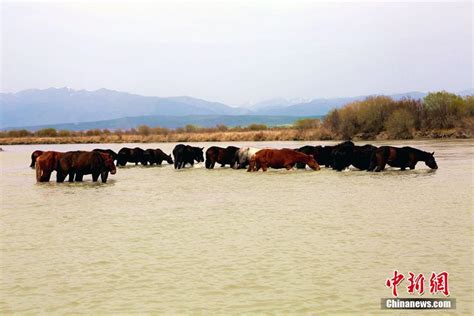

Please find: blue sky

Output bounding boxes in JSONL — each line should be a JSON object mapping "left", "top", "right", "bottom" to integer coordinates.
{"left": 1, "top": 0, "right": 472, "bottom": 105}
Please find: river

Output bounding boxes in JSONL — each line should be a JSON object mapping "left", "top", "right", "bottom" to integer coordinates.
{"left": 0, "top": 140, "right": 472, "bottom": 314}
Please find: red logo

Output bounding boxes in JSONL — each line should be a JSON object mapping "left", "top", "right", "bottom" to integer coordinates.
{"left": 430, "top": 272, "right": 449, "bottom": 296}
{"left": 386, "top": 271, "right": 449, "bottom": 297}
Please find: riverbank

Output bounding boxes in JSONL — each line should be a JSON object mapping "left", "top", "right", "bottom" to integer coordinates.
{"left": 0, "top": 126, "right": 472, "bottom": 145}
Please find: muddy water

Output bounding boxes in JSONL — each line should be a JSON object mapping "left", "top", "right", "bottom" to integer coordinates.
{"left": 0, "top": 140, "right": 472, "bottom": 314}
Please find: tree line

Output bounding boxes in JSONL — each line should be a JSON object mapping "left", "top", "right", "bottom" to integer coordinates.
{"left": 1, "top": 91, "right": 472, "bottom": 140}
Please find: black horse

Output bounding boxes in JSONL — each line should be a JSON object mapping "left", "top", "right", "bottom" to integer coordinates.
{"left": 117, "top": 147, "right": 149, "bottom": 166}
{"left": 172, "top": 144, "right": 204, "bottom": 169}
{"left": 295, "top": 145, "right": 338, "bottom": 169}
{"left": 295, "top": 145, "right": 323, "bottom": 169}
{"left": 205, "top": 146, "right": 240, "bottom": 169}
{"left": 369, "top": 146, "right": 438, "bottom": 172}
{"left": 145, "top": 148, "right": 173, "bottom": 165}
{"left": 331, "top": 141, "right": 356, "bottom": 171}
{"left": 332, "top": 143, "right": 378, "bottom": 171}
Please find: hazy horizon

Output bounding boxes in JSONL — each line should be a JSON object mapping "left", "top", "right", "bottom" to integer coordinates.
{"left": 1, "top": 0, "right": 472, "bottom": 106}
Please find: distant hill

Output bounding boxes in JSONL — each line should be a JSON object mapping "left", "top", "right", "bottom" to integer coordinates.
{"left": 1, "top": 87, "right": 471, "bottom": 130}
{"left": 7, "top": 115, "right": 321, "bottom": 131}
{"left": 0, "top": 87, "right": 247, "bottom": 128}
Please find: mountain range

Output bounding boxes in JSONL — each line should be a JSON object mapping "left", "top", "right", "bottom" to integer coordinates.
{"left": 1, "top": 87, "right": 472, "bottom": 130}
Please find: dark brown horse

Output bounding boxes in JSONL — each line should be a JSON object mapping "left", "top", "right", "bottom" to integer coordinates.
{"left": 248, "top": 148, "right": 320, "bottom": 172}
{"left": 369, "top": 146, "right": 438, "bottom": 172}
{"left": 205, "top": 146, "right": 240, "bottom": 169}
{"left": 57, "top": 151, "right": 116, "bottom": 183}
{"left": 30, "top": 150, "right": 44, "bottom": 168}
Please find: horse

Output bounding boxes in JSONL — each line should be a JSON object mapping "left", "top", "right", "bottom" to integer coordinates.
{"left": 145, "top": 148, "right": 173, "bottom": 165}
{"left": 172, "top": 144, "right": 204, "bottom": 169}
{"left": 35, "top": 151, "right": 63, "bottom": 182}
{"left": 295, "top": 146, "right": 323, "bottom": 169}
{"left": 205, "top": 146, "right": 240, "bottom": 169}
{"left": 331, "top": 143, "right": 377, "bottom": 171}
{"left": 117, "top": 147, "right": 149, "bottom": 166}
{"left": 248, "top": 148, "right": 320, "bottom": 172}
{"left": 57, "top": 151, "right": 116, "bottom": 183}
{"left": 92, "top": 149, "right": 118, "bottom": 161}
{"left": 30, "top": 150, "right": 44, "bottom": 168}
{"left": 369, "top": 146, "right": 438, "bottom": 172}
{"left": 233, "top": 147, "right": 261, "bottom": 169}
{"left": 331, "top": 142, "right": 354, "bottom": 171}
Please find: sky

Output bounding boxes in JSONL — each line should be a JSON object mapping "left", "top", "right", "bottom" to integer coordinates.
{"left": 1, "top": 0, "right": 472, "bottom": 105}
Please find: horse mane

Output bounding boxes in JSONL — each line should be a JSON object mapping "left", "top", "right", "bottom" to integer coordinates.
{"left": 402, "top": 146, "right": 431, "bottom": 158}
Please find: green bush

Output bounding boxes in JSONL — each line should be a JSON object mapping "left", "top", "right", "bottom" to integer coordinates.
{"left": 423, "top": 91, "right": 464, "bottom": 129}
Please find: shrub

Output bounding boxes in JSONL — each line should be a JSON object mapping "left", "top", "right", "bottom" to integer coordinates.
{"left": 460, "top": 95, "right": 474, "bottom": 117}
{"left": 114, "top": 129, "right": 124, "bottom": 136}
{"left": 323, "top": 109, "right": 340, "bottom": 133}
{"left": 7, "top": 129, "right": 31, "bottom": 137}
{"left": 215, "top": 124, "right": 228, "bottom": 132}
{"left": 35, "top": 128, "right": 57, "bottom": 137}
{"left": 424, "top": 91, "right": 464, "bottom": 129}
{"left": 248, "top": 123, "right": 267, "bottom": 131}
{"left": 294, "top": 118, "right": 321, "bottom": 130}
{"left": 85, "top": 129, "right": 101, "bottom": 136}
{"left": 385, "top": 109, "right": 415, "bottom": 139}
{"left": 184, "top": 124, "right": 200, "bottom": 133}
{"left": 58, "top": 129, "right": 71, "bottom": 137}
{"left": 151, "top": 126, "right": 170, "bottom": 135}
{"left": 138, "top": 125, "right": 151, "bottom": 136}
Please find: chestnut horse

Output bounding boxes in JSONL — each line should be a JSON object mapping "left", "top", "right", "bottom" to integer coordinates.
{"left": 248, "top": 148, "right": 320, "bottom": 172}
{"left": 35, "top": 151, "right": 63, "bottom": 182}
{"left": 369, "top": 146, "right": 438, "bottom": 172}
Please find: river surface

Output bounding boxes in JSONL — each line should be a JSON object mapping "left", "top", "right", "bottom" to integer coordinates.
{"left": 0, "top": 140, "right": 472, "bottom": 314}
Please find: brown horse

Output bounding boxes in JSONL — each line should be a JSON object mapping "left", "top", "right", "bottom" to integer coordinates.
{"left": 205, "top": 146, "right": 240, "bottom": 169}
{"left": 369, "top": 146, "right": 438, "bottom": 172}
{"left": 57, "top": 151, "right": 117, "bottom": 183}
{"left": 35, "top": 151, "right": 63, "bottom": 182}
{"left": 248, "top": 148, "right": 320, "bottom": 172}
{"left": 30, "top": 150, "right": 44, "bottom": 168}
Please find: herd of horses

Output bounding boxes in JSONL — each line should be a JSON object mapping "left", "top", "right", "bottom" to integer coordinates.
{"left": 30, "top": 141, "right": 438, "bottom": 183}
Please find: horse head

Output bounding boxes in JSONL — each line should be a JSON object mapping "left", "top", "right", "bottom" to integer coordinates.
{"left": 193, "top": 147, "right": 205, "bottom": 163}
{"left": 424, "top": 152, "right": 438, "bottom": 169}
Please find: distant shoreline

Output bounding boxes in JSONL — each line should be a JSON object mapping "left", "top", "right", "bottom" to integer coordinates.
{"left": 0, "top": 127, "right": 471, "bottom": 145}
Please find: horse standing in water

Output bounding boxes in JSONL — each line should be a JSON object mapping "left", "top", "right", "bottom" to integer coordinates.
{"left": 369, "top": 146, "right": 438, "bottom": 172}
{"left": 233, "top": 147, "right": 261, "bottom": 169}
{"left": 295, "top": 145, "right": 336, "bottom": 168}
{"left": 248, "top": 148, "right": 320, "bottom": 172}
{"left": 205, "top": 146, "right": 240, "bottom": 169}
{"left": 172, "top": 144, "right": 204, "bottom": 169}
{"left": 30, "top": 150, "right": 44, "bottom": 168}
